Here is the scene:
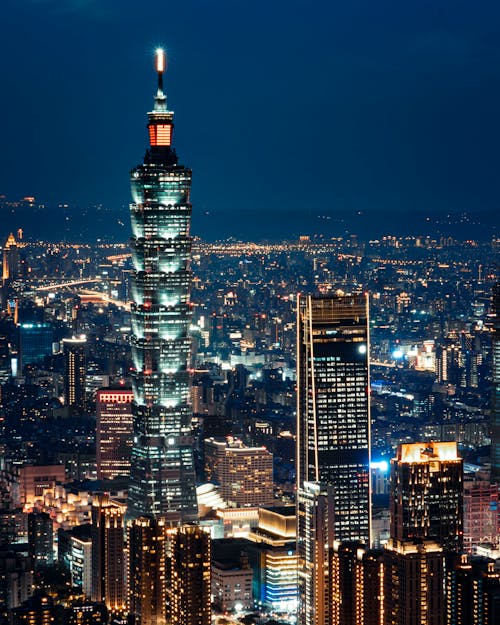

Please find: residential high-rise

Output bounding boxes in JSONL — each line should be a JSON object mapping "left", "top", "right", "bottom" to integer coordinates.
{"left": 90, "top": 495, "right": 126, "bottom": 615}
{"left": 383, "top": 539, "right": 444, "bottom": 625}
{"left": 204, "top": 437, "right": 274, "bottom": 507}
{"left": 27, "top": 512, "right": 53, "bottom": 568}
{"left": 390, "top": 442, "right": 463, "bottom": 551}
{"left": 57, "top": 525, "right": 92, "bottom": 596}
{"left": 63, "top": 337, "right": 87, "bottom": 414}
{"left": 330, "top": 542, "right": 384, "bottom": 625}
{"left": 128, "top": 516, "right": 169, "bottom": 625}
{"left": 491, "top": 283, "right": 500, "bottom": 483}
{"left": 296, "top": 294, "right": 371, "bottom": 543}
{"left": 96, "top": 388, "right": 133, "bottom": 480}
{"left": 445, "top": 553, "right": 500, "bottom": 625}
{"left": 127, "top": 49, "right": 198, "bottom": 522}
{"left": 169, "top": 524, "right": 211, "bottom": 625}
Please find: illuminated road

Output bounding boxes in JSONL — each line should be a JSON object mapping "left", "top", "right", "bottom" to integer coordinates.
{"left": 32, "top": 278, "right": 103, "bottom": 292}
{"left": 78, "top": 289, "right": 130, "bottom": 311}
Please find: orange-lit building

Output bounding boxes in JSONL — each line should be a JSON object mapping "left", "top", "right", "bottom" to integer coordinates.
{"left": 128, "top": 516, "right": 169, "bottom": 625}
{"left": 330, "top": 542, "right": 384, "bottom": 625}
{"left": 2, "top": 232, "right": 19, "bottom": 283}
{"left": 90, "top": 496, "right": 126, "bottom": 615}
{"left": 169, "top": 524, "right": 211, "bottom": 625}
{"left": 390, "top": 442, "right": 463, "bottom": 551}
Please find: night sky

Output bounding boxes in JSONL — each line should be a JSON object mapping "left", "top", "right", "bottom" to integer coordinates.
{"left": 1, "top": 0, "right": 500, "bottom": 227}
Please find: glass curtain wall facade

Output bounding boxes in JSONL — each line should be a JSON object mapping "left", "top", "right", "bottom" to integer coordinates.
{"left": 296, "top": 294, "right": 371, "bottom": 543}
{"left": 127, "top": 51, "right": 198, "bottom": 522}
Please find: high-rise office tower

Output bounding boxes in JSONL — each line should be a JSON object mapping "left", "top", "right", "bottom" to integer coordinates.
{"left": 296, "top": 294, "right": 371, "bottom": 543}
{"left": 390, "top": 442, "right": 463, "bottom": 551}
{"left": 491, "top": 283, "right": 500, "bottom": 483}
{"left": 128, "top": 516, "right": 169, "bottom": 625}
{"left": 96, "top": 388, "right": 133, "bottom": 480}
{"left": 169, "top": 524, "right": 211, "bottom": 625}
{"left": 127, "top": 49, "right": 198, "bottom": 522}
{"left": 63, "top": 337, "right": 87, "bottom": 414}
{"left": 90, "top": 495, "right": 126, "bottom": 615}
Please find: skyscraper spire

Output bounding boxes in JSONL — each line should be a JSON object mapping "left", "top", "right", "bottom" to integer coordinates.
{"left": 154, "top": 48, "right": 167, "bottom": 111}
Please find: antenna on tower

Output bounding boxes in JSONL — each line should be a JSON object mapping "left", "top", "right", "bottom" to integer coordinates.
{"left": 156, "top": 48, "right": 165, "bottom": 95}
{"left": 153, "top": 48, "right": 167, "bottom": 111}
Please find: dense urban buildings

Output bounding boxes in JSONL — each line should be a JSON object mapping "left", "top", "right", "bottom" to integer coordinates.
{"left": 0, "top": 50, "right": 499, "bottom": 623}
{"left": 127, "top": 49, "right": 198, "bottom": 522}
{"left": 0, "top": 226, "right": 498, "bottom": 623}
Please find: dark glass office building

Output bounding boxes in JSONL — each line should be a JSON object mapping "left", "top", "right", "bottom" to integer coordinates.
{"left": 127, "top": 51, "right": 198, "bottom": 522}
{"left": 19, "top": 322, "right": 52, "bottom": 369}
{"left": 296, "top": 294, "right": 371, "bottom": 543}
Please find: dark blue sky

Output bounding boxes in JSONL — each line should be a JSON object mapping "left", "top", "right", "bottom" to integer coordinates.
{"left": 1, "top": 0, "right": 500, "bottom": 219}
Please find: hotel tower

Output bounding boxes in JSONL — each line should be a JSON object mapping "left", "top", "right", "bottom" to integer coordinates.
{"left": 127, "top": 50, "right": 198, "bottom": 522}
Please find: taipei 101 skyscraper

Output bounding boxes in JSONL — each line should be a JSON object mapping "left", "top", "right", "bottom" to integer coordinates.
{"left": 127, "top": 50, "right": 198, "bottom": 522}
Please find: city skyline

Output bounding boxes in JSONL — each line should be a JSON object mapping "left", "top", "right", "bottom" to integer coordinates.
{"left": 0, "top": 4, "right": 499, "bottom": 624}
